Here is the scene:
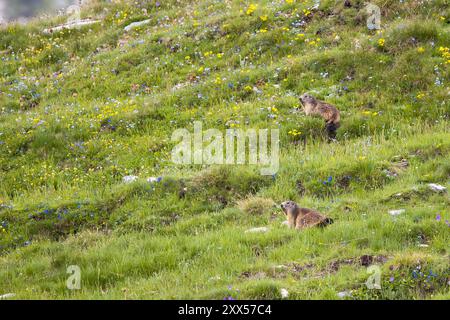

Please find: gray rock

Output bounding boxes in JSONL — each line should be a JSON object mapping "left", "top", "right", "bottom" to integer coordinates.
{"left": 124, "top": 19, "right": 151, "bottom": 32}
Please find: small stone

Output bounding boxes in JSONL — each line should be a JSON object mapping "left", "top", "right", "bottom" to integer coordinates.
{"left": 245, "top": 227, "right": 269, "bottom": 233}
{"left": 43, "top": 19, "right": 100, "bottom": 34}
{"left": 122, "top": 175, "right": 138, "bottom": 184}
{"left": 124, "top": 19, "right": 151, "bottom": 32}
{"left": 0, "top": 293, "right": 15, "bottom": 300}
{"left": 428, "top": 183, "right": 447, "bottom": 192}
{"left": 389, "top": 209, "right": 405, "bottom": 216}
{"left": 337, "top": 291, "right": 352, "bottom": 298}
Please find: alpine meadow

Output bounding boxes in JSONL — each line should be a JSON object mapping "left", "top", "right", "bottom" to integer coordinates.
{"left": 0, "top": 0, "right": 449, "bottom": 300}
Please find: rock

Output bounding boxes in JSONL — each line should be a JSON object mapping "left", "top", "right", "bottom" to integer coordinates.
{"left": 428, "top": 183, "right": 447, "bottom": 193}
{"left": 245, "top": 227, "right": 269, "bottom": 233}
{"left": 124, "top": 19, "right": 151, "bottom": 32}
{"left": 389, "top": 209, "right": 405, "bottom": 216}
{"left": 43, "top": 19, "right": 100, "bottom": 34}
{"left": 337, "top": 291, "right": 352, "bottom": 298}
{"left": 0, "top": 293, "right": 15, "bottom": 300}
{"left": 122, "top": 175, "right": 138, "bottom": 184}
{"left": 280, "top": 288, "right": 289, "bottom": 298}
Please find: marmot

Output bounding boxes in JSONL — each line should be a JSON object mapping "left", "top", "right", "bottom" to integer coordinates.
{"left": 280, "top": 200, "right": 333, "bottom": 230}
{"left": 299, "top": 93, "right": 341, "bottom": 139}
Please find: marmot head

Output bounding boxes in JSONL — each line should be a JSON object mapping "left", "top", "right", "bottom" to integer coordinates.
{"left": 280, "top": 200, "right": 299, "bottom": 215}
{"left": 299, "top": 93, "right": 316, "bottom": 105}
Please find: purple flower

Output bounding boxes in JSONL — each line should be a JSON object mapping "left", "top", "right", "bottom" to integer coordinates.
{"left": 389, "top": 276, "right": 395, "bottom": 283}
{"left": 436, "top": 214, "right": 441, "bottom": 221}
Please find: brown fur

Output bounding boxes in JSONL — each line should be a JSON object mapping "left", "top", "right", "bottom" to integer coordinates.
{"left": 299, "top": 93, "right": 341, "bottom": 139}
{"left": 280, "top": 200, "right": 333, "bottom": 230}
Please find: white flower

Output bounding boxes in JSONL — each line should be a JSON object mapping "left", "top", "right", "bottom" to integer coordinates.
{"left": 280, "top": 288, "right": 289, "bottom": 299}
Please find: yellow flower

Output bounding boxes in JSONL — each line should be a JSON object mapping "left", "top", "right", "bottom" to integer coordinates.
{"left": 216, "top": 53, "right": 223, "bottom": 58}
{"left": 378, "top": 38, "right": 385, "bottom": 47}
{"left": 286, "top": 0, "right": 294, "bottom": 4}
{"left": 246, "top": 3, "right": 257, "bottom": 15}
{"left": 416, "top": 92, "right": 425, "bottom": 99}
{"left": 417, "top": 47, "right": 425, "bottom": 53}
{"left": 259, "top": 15, "right": 268, "bottom": 22}
{"left": 259, "top": 28, "right": 268, "bottom": 33}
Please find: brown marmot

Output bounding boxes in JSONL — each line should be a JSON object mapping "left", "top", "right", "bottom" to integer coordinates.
{"left": 280, "top": 200, "right": 334, "bottom": 230}
{"left": 299, "top": 93, "right": 341, "bottom": 139}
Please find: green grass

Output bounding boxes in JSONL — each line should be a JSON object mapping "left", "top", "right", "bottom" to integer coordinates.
{"left": 0, "top": 0, "right": 449, "bottom": 299}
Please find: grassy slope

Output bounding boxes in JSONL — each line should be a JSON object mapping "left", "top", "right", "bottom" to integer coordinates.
{"left": 0, "top": 0, "right": 449, "bottom": 299}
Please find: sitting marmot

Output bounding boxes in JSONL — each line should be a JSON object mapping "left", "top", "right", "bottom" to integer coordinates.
{"left": 280, "top": 200, "right": 334, "bottom": 230}
{"left": 299, "top": 93, "right": 341, "bottom": 139}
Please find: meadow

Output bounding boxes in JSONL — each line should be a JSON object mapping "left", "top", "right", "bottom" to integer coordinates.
{"left": 0, "top": 0, "right": 449, "bottom": 299}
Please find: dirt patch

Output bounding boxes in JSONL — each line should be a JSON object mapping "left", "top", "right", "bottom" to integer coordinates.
{"left": 239, "top": 255, "right": 389, "bottom": 281}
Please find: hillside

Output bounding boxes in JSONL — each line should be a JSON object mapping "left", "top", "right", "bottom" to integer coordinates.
{"left": 0, "top": 0, "right": 449, "bottom": 299}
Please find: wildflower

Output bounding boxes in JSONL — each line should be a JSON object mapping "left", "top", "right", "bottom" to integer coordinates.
{"left": 185, "top": 55, "right": 191, "bottom": 60}
{"left": 259, "top": 28, "right": 268, "bottom": 33}
{"left": 216, "top": 53, "right": 223, "bottom": 58}
{"left": 416, "top": 92, "right": 425, "bottom": 99}
{"left": 147, "top": 177, "right": 162, "bottom": 183}
{"left": 436, "top": 214, "right": 441, "bottom": 221}
{"left": 280, "top": 288, "right": 289, "bottom": 298}
{"left": 244, "top": 85, "right": 253, "bottom": 92}
{"left": 259, "top": 15, "right": 268, "bottom": 22}
{"left": 417, "top": 46, "right": 425, "bottom": 53}
{"left": 246, "top": 3, "right": 257, "bottom": 15}
{"left": 288, "top": 129, "right": 301, "bottom": 136}
{"left": 378, "top": 38, "right": 385, "bottom": 47}
{"left": 323, "top": 176, "right": 333, "bottom": 185}
{"left": 389, "top": 276, "right": 395, "bottom": 283}
{"left": 286, "top": 0, "right": 294, "bottom": 3}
